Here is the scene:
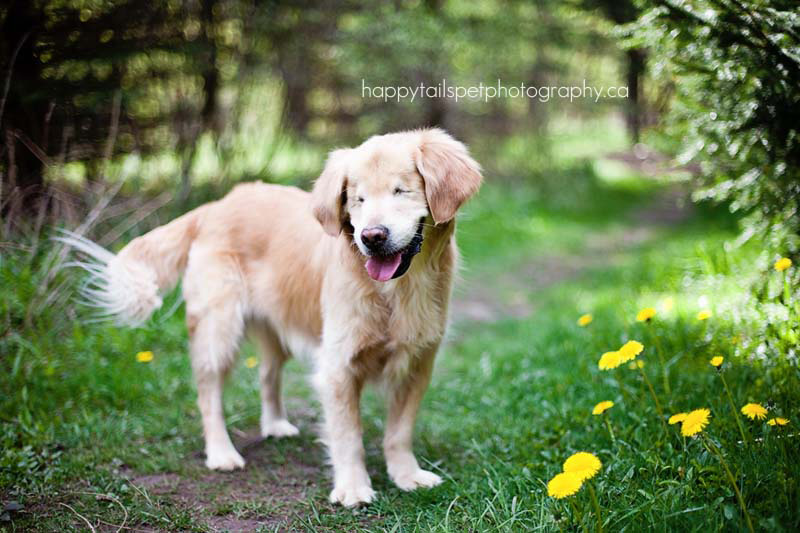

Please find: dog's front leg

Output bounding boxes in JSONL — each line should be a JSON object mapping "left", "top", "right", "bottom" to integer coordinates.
{"left": 314, "top": 359, "right": 375, "bottom": 507}
{"left": 384, "top": 346, "right": 443, "bottom": 491}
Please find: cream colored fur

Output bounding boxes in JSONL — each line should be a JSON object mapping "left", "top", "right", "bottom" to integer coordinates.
{"left": 64, "top": 128, "right": 482, "bottom": 507}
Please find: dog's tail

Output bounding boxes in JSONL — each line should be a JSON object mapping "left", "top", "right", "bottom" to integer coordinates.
{"left": 56, "top": 208, "right": 203, "bottom": 326}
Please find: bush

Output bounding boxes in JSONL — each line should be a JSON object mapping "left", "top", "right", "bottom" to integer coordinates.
{"left": 635, "top": 0, "right": 800, "bottom": 252}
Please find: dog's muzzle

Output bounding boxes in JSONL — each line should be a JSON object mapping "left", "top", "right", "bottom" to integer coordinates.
{"left": 363, "top": 218, "right": 425, "bottom": 282}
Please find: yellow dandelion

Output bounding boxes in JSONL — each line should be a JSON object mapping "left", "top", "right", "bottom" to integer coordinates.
{"left": 767, "top": 417, "right": 789, "bottom": 426}
{"left": 681, "top": 408, "right": 711, "bottom": 436}
{"left": 730, "top": 335, "right": 740, "bottom": 345}
{"left": 618, "top": 340, "right": 644, "bottom": 363}
{"left": 741, "top": 403, "right": 768, "bottom": 420}
{"left": 661, "top": 296, "right": 675, "bottom": 312}
{"left": 577, "top": 314, "right": 593, "bottom": 327}
{"left": 669, "top": 412, "right": 688, "bottom": 425}
{"left": 628, "top": 360, "right": 644, "bottom": 369}
{"left": 598, "top": 351, "right": 622, "bottom": 370}
{"left": 636, "top": 307, "right": 657, "bottom": 322}
{"left": 697, "top": 310, "right": 712, "bottom": 321}
{"left": 710, "top": 356, "right": 724, "bottom": 368}
{"left": 245, "top": 356, "right": 258, "bottom": 368}
{"left": 563, "top": 452, "right": 602, "bottom": 481}
{"left": 774, "top": 257, "right": 792, "bottom": 271}
{"left": 592, "top": 401, "right": 614, "bottom": 415}
{"left": 136, "top": 351, "right": 154, "bottom": 363}
{"left": 547, "top": 472, "right": 583, "bottom": 499}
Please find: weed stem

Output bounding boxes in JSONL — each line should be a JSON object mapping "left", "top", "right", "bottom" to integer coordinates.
{"left": 648, "top": 324, "right": 670, "bottom": 395}
{"left": 638, "top": 366, "right": 667, "bottom": 433}
{"left": 569, "top": 499, "right": 585, "bottom": 532}
{"left": 614, "top": 373, "right": 630, "bottom": 403}
{"left": 719, "top": 372, "right": 748, "bottom": 446}
{"left": 588, "top": 483, "right": 603, "bottom": 533}
{"left": 604, "top": 417, "right": 616, "bottom": 443}
{"left": 702, "top": 435, "right": 754, "bottom": 533}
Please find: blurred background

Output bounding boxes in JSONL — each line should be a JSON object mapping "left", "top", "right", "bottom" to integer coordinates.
{"left": 1, "top": 0, "right": 797, "bottom": 241}
{"left": 2, "top": 1, "right": 800, "bottom": 530}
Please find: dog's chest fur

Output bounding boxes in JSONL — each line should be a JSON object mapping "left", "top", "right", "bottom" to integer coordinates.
{"left": 348, "top": 239, "right": 454, "bottom": 382}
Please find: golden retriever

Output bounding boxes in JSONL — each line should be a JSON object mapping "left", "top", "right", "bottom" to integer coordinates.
{"left": 62, "top": 128, "right": 482, "bottom": 506}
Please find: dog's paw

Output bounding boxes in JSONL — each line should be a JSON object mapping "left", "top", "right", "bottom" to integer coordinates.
{"left": 205, "top": 446, "right": 246, "bottom": 471}
{"left": 391, "top": 468, "right": 443, "bottom": 491}
{"left": 329, "top": 483, "right": 376, "bottom": 507}
{"left": 261, "top": 419, "right": 300, "bottom": 439}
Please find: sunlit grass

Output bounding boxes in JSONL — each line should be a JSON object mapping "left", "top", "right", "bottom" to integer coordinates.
{"left": 2, "top": 142, "right": 799, "bottom": 530}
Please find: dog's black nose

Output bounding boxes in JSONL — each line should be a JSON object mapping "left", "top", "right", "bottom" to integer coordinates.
{"left": 361, "top": 225, "right": 389, "bottom": 251}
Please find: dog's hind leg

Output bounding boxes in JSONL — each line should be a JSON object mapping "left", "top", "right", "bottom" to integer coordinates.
{"left": 251, "top": 326, "right": 299, "bottom": 438}
{"left": 189, "top": 313, "right": 246, "bottom": 471}
{"left": 184, "top": 251, "right": 246, "bottom": 471}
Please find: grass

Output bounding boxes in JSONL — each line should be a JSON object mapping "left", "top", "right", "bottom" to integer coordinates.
{"left": 2, "top": 147, "right": 799, "bottom": 531}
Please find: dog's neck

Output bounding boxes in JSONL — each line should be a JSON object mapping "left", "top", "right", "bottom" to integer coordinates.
{"left": 414, "top": 218, "right": 455, "bottom": 268}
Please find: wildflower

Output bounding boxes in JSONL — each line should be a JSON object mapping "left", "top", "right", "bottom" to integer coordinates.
{"left": 741, "top": 403, "right": 768, "bottom": 420}
{"left": 592, "top": 401, "right": 614, "bottom": 415}
{"left": 577, "top": 314, "right": 593, "bottom": 327}
{"left": 669, "top": 413, "right": 688, "bottom": 425}
{"left": 661, "top": 296, "right": 675, "bottom": 312}
{"left": 563, "top": 452, "right": 602, "bottom": 481}
{"left": 598, "top": 351, "right": 622, "bottom": 370}
{"left": 767, "top": 417, "right": 789, "bottom": 426}
{"left": 636, "top": 307, "right": 657, "bottom": 322}
{"left": 697, "top": 310, "right": 712, "bottom": 321}
{"left": 681, "top": 408, "right": 711, "bottom": 437}
{"left": 628, "top": 360, "right": 644, "bottom": 369}
{"left": 245, "top": 356, "right": 258, "bottom": 368}
{"left": 618, "top": 340, "right": 643, "bottom": 362}
{"left": 710, "top": 356, "right": 724, "bottom": 368}
{"left": 774, "top": 257, "right": 792, "bottom": 271}
{"left": 547, "top": 472, "right": 583, "bottom": 499}
{"left": 136, "top": 351, "right": 154, "bottom": 363}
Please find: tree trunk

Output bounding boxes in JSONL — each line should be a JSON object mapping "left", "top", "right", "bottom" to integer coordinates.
{"left": 625, "top": 49, "right": 645, "bottom": 143}
{"left": 421, "top": 0, "right": 446, "bottom": 129}
{"left": 200, "top": 0, "right": 219, "bottom": 131}
{"left": 278, "top": 45, "right": 312, "bottom": 135}
{"left": 1, "top": 0, "right": 46, "bottom": 214}
{"left": 178, "top": 0, "right": 220, "bottom": 202}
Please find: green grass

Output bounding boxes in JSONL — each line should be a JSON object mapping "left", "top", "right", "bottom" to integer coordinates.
{"left": 2, "top": 157, "right": 799, "bottom": 531}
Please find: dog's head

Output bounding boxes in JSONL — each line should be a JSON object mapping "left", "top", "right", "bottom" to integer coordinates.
{"left": 311, "top": 128, "right": 482, "bottom": 282}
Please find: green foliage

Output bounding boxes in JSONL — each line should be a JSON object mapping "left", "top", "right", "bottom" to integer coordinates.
{"left": 1, "top": 1, "right": 209, "bottom": 166}
{"left": 751, "top": 258, "right": 800, "bottom": 366}
{"left": 2, "top": 0, "right": 630, "bottom": 204}
{"left": 2, "top": 3, "right": 799, "bottom": 528}
{"left": 3, "top": 148, "right": 799, "bottom": 530}
{"left": 633, "top": 1, "right": 800, "bottom": 249}
{"left": 627, "top": 0, "right": 800, "bottom": 375}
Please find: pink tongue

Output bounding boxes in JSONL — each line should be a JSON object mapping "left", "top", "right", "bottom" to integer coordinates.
{"left": 365, "top": 253, "right": 403, "bottom": 282}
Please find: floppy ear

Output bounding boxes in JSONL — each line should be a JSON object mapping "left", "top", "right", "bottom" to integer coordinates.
{"left": 311, "top": 148, "right": 352, "bottom": 236}
{"left": 414, "top": 128, "right": 483, "bottom": 225}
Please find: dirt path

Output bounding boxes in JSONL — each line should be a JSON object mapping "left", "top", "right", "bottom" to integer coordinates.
{"left": 451, "top": 184, "right": 692, "bottom": 324}
{"left": 125, "top": 157, "right": 692, "bottom": 531}
{"left": 120, "top": 404, "right": 329, "bottom": 532}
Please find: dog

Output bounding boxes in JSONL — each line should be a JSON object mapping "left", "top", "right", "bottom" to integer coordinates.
{"left": 62, "top": 128, "right": 482, "bottom": 506}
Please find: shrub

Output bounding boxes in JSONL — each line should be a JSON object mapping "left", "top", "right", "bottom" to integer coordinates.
{"left": 635, "top": 0, "right": 800, "bottom": 252}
